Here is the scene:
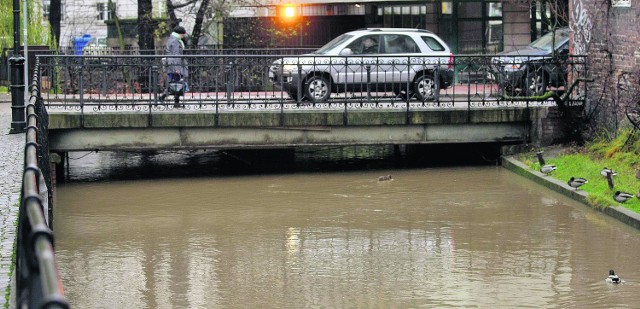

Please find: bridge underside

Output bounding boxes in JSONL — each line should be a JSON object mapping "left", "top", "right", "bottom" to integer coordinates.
{"left": 48, "top": 123, "right": 529, "bottom": 151}
{"left": 46, "top": 107, "right": 549, "bottom": 151}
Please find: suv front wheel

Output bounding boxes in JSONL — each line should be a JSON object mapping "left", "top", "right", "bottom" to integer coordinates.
{"left": 414, "top": 74, "right": 436, "bottom": 101}
{"left": 304, "top": 75, "right": 331, "bottom": 102}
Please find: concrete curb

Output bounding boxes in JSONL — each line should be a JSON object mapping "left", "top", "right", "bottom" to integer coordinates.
{"left": 502, "top": 156, "right": 640, "bottom": 230}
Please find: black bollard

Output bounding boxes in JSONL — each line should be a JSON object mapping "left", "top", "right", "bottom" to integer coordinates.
{"left": 536, "top": 151, "right": 546, "bottom": 166}
{"left": 9, "top": 55, "right": 26, "bottom": 133}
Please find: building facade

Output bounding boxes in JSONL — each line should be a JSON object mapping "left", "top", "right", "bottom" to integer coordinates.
{"left": 49, "top": 0, "right": 564, "bottom": 53}
{"left": 225, "top": 1, "right": 563, "bottom": 53}
{"left": 45, "top": 0, "right": 175, "bottom": 49}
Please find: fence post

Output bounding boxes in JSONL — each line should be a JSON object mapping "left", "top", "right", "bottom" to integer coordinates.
{"left": 9, "top": 56, "right": 26, "bottom": 133}
{"left": 149, "top": 65, "right": 158, "bottom": 127}
{"left": 296, "top": 64, "right": 303, "bottom": 103}
{"left": 225, "top": 61, "right": 234, "bottom": 104}
{"left": 79, "top": 58, "right": 85, "bottom": 128}
{"left": 366, "top": 65, "right": 371, "bottom": 100}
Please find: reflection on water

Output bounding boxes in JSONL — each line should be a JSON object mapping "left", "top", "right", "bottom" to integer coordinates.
{"left": 55, "top": 148, "right": 640, "bottom": 308}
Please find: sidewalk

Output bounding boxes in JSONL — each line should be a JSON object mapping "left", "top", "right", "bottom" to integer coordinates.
{"left": 0, "top": 94, "right": 23, "bottom": 308}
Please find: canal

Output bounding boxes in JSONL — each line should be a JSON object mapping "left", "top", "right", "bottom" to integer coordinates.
{"left": 54, "top": 146, "right": 640, "bottom": 308}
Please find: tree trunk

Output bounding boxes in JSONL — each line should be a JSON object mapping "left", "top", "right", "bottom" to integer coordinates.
{"left": 138, "top": 0, "right": 155, "bottom": 55}
{"left": 190, "top": 0, "right": 210, "bottom": 48}
{"left": 49, "top": 0, "right": 61, "bottom": 49}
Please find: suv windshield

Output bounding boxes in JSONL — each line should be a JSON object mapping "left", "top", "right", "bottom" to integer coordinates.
{"left": 529, "top": 28, "right": 569, "bottom": 52}
{"left": 314, "top": 34, "right": 353, "bottom": 54}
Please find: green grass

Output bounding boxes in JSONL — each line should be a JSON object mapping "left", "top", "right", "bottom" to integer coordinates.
{"left": 0, "top": 86, "right": 7, "bottom": 94}
{"left": 527, "top": 129, "right": 640, "bottom": 214}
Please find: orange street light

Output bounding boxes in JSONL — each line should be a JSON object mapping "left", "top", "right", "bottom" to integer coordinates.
{"left": 279, "top": 4, "right": 298, "bottom": 21}
{"left": 284, "top": 6, "right": 296, "bottom": 17}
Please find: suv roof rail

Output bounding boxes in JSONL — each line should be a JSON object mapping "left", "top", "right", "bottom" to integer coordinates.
{"left": 361, "top": 28, "right": 433, "bottom": 34}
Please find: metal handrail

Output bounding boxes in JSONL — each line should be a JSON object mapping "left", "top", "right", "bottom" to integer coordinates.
{"left": 16, "top": 59, "right": 69, "bottom": 308}
{"left": 37, "top": 53, "right": 588, "bottom": 115}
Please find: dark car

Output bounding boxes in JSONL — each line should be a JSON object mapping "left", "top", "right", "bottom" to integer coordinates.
{"left": 269, "top": 28, "right": 455, "bottom": 102}
{"left": 491, "top": 27, "right": 570, "bottom": 96}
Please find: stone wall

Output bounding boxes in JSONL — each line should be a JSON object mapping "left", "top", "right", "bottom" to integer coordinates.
{"left": 572, "top": 0, "right": 640, "bottom": 136}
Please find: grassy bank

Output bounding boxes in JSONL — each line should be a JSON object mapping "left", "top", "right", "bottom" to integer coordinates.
{"left": 517, "top": 129, "right": 640, "bottom": 214}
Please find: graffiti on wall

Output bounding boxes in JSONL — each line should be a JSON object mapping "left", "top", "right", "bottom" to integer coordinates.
{"left": 571, "top": 0, "right": 593, "bottom": 55}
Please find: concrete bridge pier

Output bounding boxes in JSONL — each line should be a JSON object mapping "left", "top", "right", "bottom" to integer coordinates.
{"left": 50, "top": 152, "right": 66, "bottom": 185}
{"left": 49, "top": 152, "right": 65, "bottom": 228}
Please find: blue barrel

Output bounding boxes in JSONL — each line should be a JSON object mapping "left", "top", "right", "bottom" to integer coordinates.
{"left": 73, "top": 34, "right": 92, "bottom": 55}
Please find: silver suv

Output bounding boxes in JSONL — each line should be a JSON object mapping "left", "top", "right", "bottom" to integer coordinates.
{"left": 269, "top": 28, "right": 454, "bottom": 102}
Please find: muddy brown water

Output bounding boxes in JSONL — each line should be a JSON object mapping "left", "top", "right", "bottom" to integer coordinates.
{"left": 55, "top": 154, "right": 640, "bottom": 308}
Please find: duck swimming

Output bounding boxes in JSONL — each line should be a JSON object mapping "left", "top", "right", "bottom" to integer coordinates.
{"left": 568, "top": 177, "right": 588, "bottom": 190}
{"left": 378, "top": 175, "right": 393, "bottom": 181}
{"left": 600, "top": 167, "right": 617, "bottom": 177}
{"left": 606, "top": 269, "right": 621, "bottom": 284}
{"left": 540, "top": 164, "right": 557, "bottom": 176}
{"left": 613, "top": 191, "right": 634, "bottom": 203}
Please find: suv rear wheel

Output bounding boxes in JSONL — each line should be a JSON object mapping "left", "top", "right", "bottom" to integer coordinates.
{"left": 525, "top": 70, "right": 547, "bottom": 96}
{"left": 414, "top": 74, "right": 436, "bottom": 101}
{"left": 304, "top": 75, "right": 331, "bottom": 102}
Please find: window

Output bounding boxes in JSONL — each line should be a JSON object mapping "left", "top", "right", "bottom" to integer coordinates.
{"left": 154, "top": 0, "right": 167, "bottom": 18}
{"left": 531, "top": 1, "right": 552, "bottom": 39}
{"left": 380, "top": 5, "right": 427, "bottom": 28}
{"left": 611, "top": 0, "right": 630, "bottom": 7}
{"left": 43, "top": 2, "right": 50, "bottom": 18}
{"left": 43, "top": 1, "right": 64, "bottom": 20}
{"left": 383, "top": 35, "right": 419, "bottom": 54}
{"left": 346, "top": 35, "right": 380, "bottom": 54}
{"left": 441, "top": 1, "right": 452, "bottom": 14}
{"left": 488, "top": 2, "right": 502, "bottom": 17}
{"left": 421, "top": 36, "right": 445, "bottom": 52}
{"left": 97, "top": 2, "right": 115, "bottom": 21}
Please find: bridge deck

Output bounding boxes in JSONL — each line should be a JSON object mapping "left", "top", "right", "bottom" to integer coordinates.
{"left": 45, "top": 95, "right": 567, "bottom": 152}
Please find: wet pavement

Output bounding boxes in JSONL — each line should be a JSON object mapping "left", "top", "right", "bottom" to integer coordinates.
{"left": 0, "top": 93, "right": 22, "bottom": 308}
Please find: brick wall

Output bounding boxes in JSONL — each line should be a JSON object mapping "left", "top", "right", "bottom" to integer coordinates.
{"left": 539, "top": 106, "right": 584, "bottom": 146}
{"left": 572, "top": 0, "right": 640, "bottom": 136}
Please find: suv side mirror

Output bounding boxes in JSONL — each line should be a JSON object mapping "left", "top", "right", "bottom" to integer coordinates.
{"left": 340, "top": 48, "right": 353, "bottom": 56}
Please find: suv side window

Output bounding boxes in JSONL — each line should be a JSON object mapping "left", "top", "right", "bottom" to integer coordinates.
{"left": 346, "top": 35, "right": 380, "bottom": 54}
{"left": 421, "top": 36, "right": 445, "bottom": 52}
{"left": 383, "top": 34, "right": 419, "bottom": 54}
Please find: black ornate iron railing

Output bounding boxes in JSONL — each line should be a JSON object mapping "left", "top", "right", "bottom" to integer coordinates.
{"left": 37, "top": 53, "right": 588, "bottom": 115}
{"left": 16, "top": 59, "right": 69, "bottom": 308}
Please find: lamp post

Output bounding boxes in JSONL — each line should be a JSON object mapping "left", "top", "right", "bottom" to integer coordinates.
{"left": 9, "top": 0, "right": 26, "bottom": 133}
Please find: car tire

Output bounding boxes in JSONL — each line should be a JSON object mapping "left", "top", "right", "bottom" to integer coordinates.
{"left": 304, "top": 75, "right": 331, "bottom": 102}
{"left": 525, "top": 70, "right": 547, "bottom": 96}
{"left": 414, "top": 74, "right": 436, "bottom": 101}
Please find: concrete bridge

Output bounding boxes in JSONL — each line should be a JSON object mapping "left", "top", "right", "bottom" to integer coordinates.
{"left": 39, "top": 53, "right": 588, "bottom": 153}
{"left": 46, "top": 97, "right": 576, "bottom": 152}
